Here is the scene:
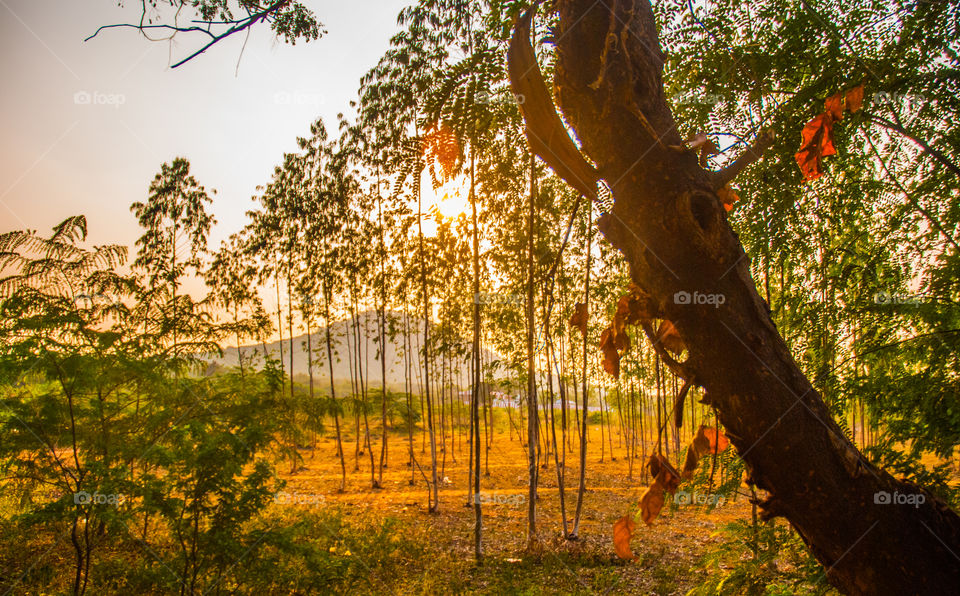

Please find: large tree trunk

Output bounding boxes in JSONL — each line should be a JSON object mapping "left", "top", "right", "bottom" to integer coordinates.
{"left": 513, "top": 1, "right": 960, "bottom": 593}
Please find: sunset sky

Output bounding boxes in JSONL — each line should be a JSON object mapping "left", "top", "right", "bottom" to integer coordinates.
{"left": 0, "top": 0, "right": 411, "bottom": 258}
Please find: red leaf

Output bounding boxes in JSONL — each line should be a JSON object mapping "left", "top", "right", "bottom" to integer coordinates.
{"left": 613, "top": 515, "right": 638, "bottom": 560}
{"left": 824, "top": 92, "right": 845, "bottom": 120}
{"left": 695, "top": 425, "right": 730, "bottom": 455}
{"left": 717, "top": 185, "right": 740, "bottom": 212}
{"left": 795, "top": 84, "right": 865, "bottom": 181}
{"left": 795, "top": 112, "right": 836, "bottom": 181}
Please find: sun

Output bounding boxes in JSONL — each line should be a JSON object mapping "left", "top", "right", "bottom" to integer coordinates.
{"left": 421, "top": 173, "right": 471, "bottom": 221}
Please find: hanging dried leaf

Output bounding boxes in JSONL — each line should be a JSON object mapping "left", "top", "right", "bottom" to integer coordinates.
{"left": 597, "top": 284, "right": 659, "bottom": 379}
{"left": 569, "top": 302, "right": 588, "bottom": 335}
{"left": 691, "top": 429, "right": 711, "bottom": 457}
{"left": 615, "top": 284, "right": 656, "bottom": 325}
{"left": 508, "top": 6, "right": 599, "bottom": 200}
{"left": 696, "top": 425, "right": 730, "bottom": 454}
{"left": 648, "top": 454, "right": 682, "bottom": 492}
{"left": 599, "top": 326, "right": 621, "bottom": 378}
{"left": 656, "top": 320, "right": 685, "bottom": 355}
{"left": 639, "top": 481, "right": 666, "bottom": 526}
{"left": 613, "top": 515, "right": 638, "bottom": 560}
{"left": 794, "top": 113, "right": 836, "bottom": 182}
{"left": 795, "top": 84, "right": 865, "bottom": 181}
{"left": 717, "top": 185, "right": 740, "bottom": 212}
{"left": 846, "top": 84, "right": 864, "bottom": 113}
{"left": 682, "top": 426, "right": 730, "bottom": 479}
{"left": 824, "top": 92, "right": 845, "bottom": 120}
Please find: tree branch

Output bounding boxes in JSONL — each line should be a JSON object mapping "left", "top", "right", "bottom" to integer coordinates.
{"left": 709, "top": 129, "right": 775, "bottom": 189}
{"left": 85, "top": 0, "right": 294, "bottom": 69}
{"left": 864, "top": 112, "right": 960, "bottom": 179}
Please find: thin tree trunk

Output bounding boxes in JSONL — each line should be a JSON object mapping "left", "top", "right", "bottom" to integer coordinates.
{"left": 525, "top": 150, "right": 539, "bottom": 548}
{"left": 572, "top": 202, "right": 592, "bottom": 538}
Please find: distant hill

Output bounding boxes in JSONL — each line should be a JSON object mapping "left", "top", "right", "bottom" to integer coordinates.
{"left": 207, "top": 310, "right": 502, "bottom": 389}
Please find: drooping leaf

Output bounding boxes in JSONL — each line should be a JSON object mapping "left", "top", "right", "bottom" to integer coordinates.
{"left": 615, "top": 284, "right": 656, "bottom": 325}
{"left": 613, "top": 514, "right": 638, "bottom": 560}
{"left": 599, "top": 326, "right": 621, "bottom": 378}
{"left": 569, "top": 302, "right": 588, "bottom": 335}
{"left": 682, "top": 426, "right": 730, "bottom": 479}
{"left": 639, "top": 481, "right": 666, "bottom": 526}
{"left": 794, "top": 84, "right": 865, "bottom": 181}
{"left": 795, "top": 113, "right": 836, "bottom": 181}
{"left": 824, "top": 92, "right": 845, "bottom": 120}
{"left": 717, "top": 185, "right": 740, "bottom": 212}
{"left": 846, "top": 84, "right": 864, "bottom": 113}
{"left": 695, "top": 425, "right": 730, "bottom": 454}
{"left": 648, "top": 454, "right": 682, "bottom": 492}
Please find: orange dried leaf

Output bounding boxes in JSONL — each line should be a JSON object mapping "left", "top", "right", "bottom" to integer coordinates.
{"left": 846, "top": 84, "right": 864, "bottom": 113}
{"left": 824, "top": 92, "right": 845, "bottom": 120}
{"left": 648, "top": 454, "right": 682, "bottom": 492}
{"left": 569, "top": 302, "right": 588, "bottom": 335}
{"left": 695, "top": 425, "right": 730, "bottom": 455}
{"left": 616, "top": 284, "right": 655, "bottom": 325}
{"left": 717, "top": 185, "right": 740, "bottom": 212}
{"left": 795, "top": 112, "right": 836, "bottom": 181}
{"left": 613, "top": 515, "right": 637, "bottom": 560}
{"left": 599, "top": 326, "right": 621, "bottom": 378}
{"left": 639, "top": 481, "right": 666, "bottom": 526}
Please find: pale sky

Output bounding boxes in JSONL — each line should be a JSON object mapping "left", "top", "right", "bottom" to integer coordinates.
{"left": 0, "top": 0, "right": 411, "bottom": 255}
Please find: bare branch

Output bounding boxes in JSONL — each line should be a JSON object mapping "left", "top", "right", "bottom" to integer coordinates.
{"left": 84, "top": 0, "right": 313, "bottom": 69}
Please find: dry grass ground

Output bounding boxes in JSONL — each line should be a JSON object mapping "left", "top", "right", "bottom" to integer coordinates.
{"left": 276, "top": 419, "right": 752, "bottom": 595}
